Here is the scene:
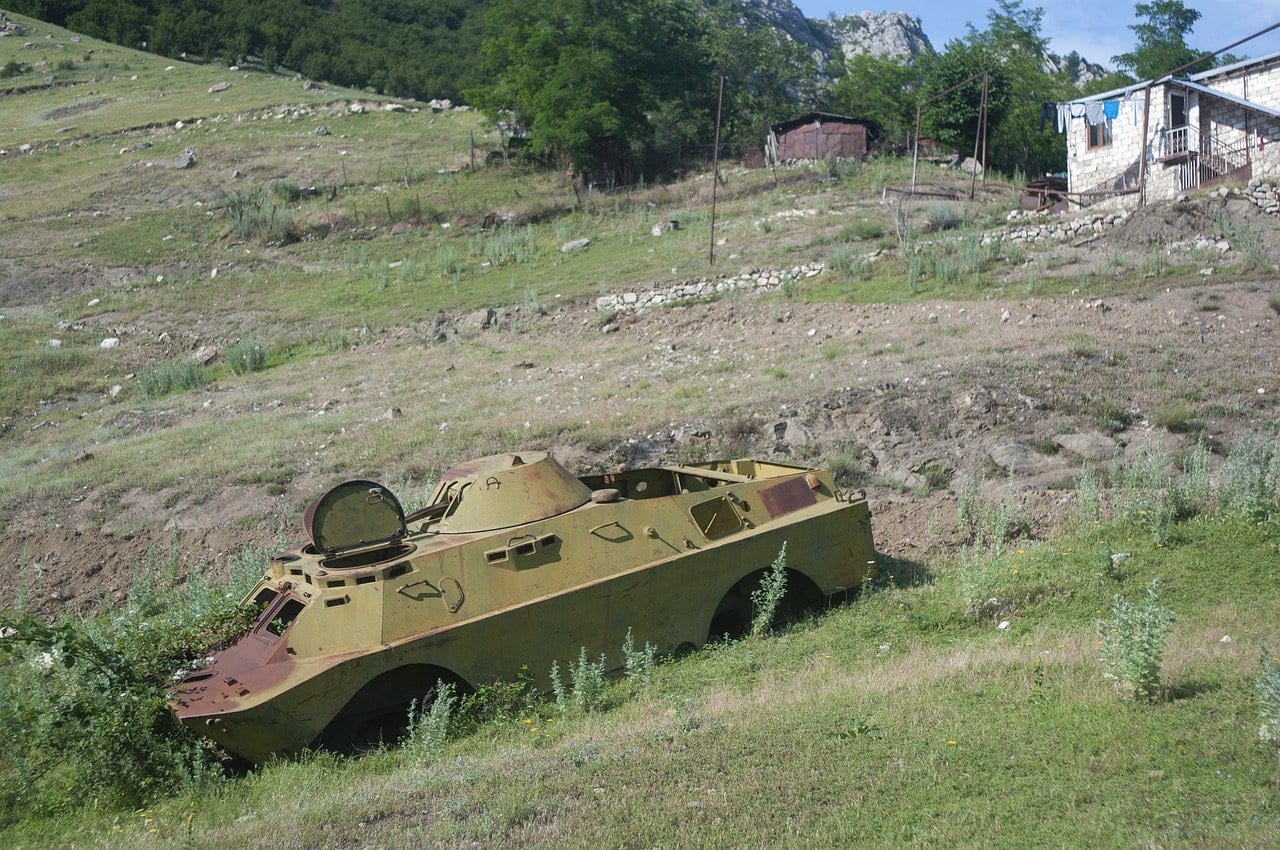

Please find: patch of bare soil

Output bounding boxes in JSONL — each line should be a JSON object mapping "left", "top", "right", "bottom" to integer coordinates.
{"left": 3, "top": 270, "right": 1277, "bottom": 618}
{"left": 42, "top": 96, "right": 115, "bottom": 121}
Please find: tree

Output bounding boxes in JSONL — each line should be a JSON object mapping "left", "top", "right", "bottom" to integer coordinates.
{"left": 918, "top": 0, "right": 1073, "bottom": 178}
{"left": 824, "top": 54, "right": 921, "bottom": 149}
{"left": 1112, "top": 1, "right": 1210, "bottom": 79}
{"left": 469, "top": 0, "right": 705, "bottom": 180}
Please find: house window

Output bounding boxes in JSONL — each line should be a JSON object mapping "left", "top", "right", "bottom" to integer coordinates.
{"left": 1087, "top": 122, "right": 1111, "bottom": 149}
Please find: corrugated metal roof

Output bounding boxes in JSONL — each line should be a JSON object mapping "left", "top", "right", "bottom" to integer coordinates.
{"left": 1173, "top": 79, "right": 1280, "bottom": 119}
{"left": 1071, "top": 47, "right": 1280, "bottom": 104}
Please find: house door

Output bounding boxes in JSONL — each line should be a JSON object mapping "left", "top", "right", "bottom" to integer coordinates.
{"left": 1167, "top": 92, "right": 1188, "bottom": 155}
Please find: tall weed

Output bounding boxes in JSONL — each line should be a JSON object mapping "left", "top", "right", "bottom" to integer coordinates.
{"left": 1097, "top": 579, "right": 1175, "bottom": 702}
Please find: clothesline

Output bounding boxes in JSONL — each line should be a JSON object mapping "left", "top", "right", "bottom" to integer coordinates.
{"left": 1041, "top": 92, "right": 1149, "bottom": 133}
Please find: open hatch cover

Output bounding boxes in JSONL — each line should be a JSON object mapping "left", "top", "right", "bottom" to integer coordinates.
{"left": 303, "top": 480, "right": 407, "bottom": 556}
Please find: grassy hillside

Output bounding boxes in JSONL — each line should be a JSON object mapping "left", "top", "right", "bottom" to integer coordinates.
{"left": 4, "top": 499, "right": 1279, "bottom": 846}
{"left": 1, "top": 16, "right": 1279, "bottom": 846}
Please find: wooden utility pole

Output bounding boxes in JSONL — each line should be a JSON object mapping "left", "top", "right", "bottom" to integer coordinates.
{"left": 709, "top": 75, "right": 725, "bottom": 267}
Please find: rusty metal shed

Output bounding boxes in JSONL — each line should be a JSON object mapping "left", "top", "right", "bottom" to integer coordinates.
{"left": 765, "top": 112, "right": 870, "bottom": 166}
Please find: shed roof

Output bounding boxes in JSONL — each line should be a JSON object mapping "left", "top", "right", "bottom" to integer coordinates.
{"left": 769, "top": 112, "right": 871, "bottom": 134}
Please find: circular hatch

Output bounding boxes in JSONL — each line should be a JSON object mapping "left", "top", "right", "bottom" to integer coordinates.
{"left": 303, "top": 480, "right": 407, "bottom": 555}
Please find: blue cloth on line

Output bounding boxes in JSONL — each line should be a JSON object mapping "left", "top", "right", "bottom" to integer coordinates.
{"left": 1103, "top": 100, "right": 1119, "bottom": 120}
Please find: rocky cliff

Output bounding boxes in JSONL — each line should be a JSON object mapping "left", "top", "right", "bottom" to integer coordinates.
{"left": 825, "top": 10, "right": 934, "bottom": 62}
{"left": 738, "top": 2, "right": 1104, "bottom": 86}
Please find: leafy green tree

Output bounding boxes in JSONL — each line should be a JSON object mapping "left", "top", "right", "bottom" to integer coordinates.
{"left": 696, "top": 0, "right": 817, "bottom": 154}
{"left": 824, "top": 53, "right": 921, "bottom": 148}
{"left": 920, "top": 1, "right": 1073, "bottom": 178}
{"left": 1112, "top": 1, "right": 1210, "bottom": 79}
{"left": 471, "top": 0, "right": 708, "bottom": 179}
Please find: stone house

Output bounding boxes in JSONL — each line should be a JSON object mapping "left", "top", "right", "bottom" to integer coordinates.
{"left": 764, "top": 112, "right": 870, "bottom": 166}
{"left": 1063, "top": 50, "right": 1280, "bottom": 208}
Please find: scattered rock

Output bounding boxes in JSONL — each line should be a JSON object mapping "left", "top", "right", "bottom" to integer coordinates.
{"left": 651, "top": 220, "right": 679, "bottom": 237}
{"left": 313, "top": 126, "right": 330, "bottom": 136}
{"left": 173, "top": 147, "right": 197, "bottom": 169}
{"left": 769, "top": 419, "right": 816, "bottom": 446}
{"left": 99, "top": 337, "right": 120, "bottom": 349}
{"left": 1052, "top": 432, "right": 1118, "bottom": 462}
{"left": 302, "top": 80, "right": 321, "bottom": 91}
{"left": 561, "top": 238, "right": 591, "bottom": 253}
{"left": 48, "top": 339, "right": 62, "bottom": 348}
{"left": 191, "top": 345, "right": 219, "bottom": 365}
{"left": 86, "top": 298, "right": 100, "bottom": 307}
{"left": 466, "top": 307, "right": 496, "bottom": 331}
{"left": 989, "top": 441, "right": 1059, "bottom": 475}
{"left": 207, "top": 81, "right": 230, "bottom": 94}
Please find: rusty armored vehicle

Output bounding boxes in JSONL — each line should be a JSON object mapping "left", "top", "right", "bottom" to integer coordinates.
{"left": 174, "top": 451, "right": 876, "bottom": 762}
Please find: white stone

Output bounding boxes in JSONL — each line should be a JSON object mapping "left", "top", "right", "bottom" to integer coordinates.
{"left": 99, "top": 337, "right": 120, "bottom": 349}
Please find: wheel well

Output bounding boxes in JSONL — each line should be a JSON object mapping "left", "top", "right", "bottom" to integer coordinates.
{"left": 315, "top": 664, "right": 470, "bottom": 754}
{"left": 707, "top": 567, "right": 826, "bottom": 642}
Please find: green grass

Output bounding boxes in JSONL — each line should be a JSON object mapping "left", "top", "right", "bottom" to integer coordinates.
{"left": 3, "top": 511, "right": 1278, "bottom": 847}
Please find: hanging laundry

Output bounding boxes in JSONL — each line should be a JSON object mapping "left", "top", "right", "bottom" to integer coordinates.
{"left": 1103, "top": 100, "right": 1120, "bottom": 120}
{"left": 1084, "top": 102, "right": 1106, "bottom": 125}
{"left": 1070, "top": 103, "right": 1086, "bottom": 119}
{"left": 1040, "top": 101, "right": 1056, "bottom": 132}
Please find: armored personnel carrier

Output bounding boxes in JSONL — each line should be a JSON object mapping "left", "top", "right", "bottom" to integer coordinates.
{"left": 173, "top": 451, "right": 876, "bottom": 762}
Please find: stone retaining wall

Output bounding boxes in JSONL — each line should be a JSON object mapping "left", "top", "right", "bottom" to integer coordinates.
{"left": 595, "top": 262, "right": 826, "bottom": 313}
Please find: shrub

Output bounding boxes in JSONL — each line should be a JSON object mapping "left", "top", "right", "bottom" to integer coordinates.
{"left": 1097, "top": 579, "right": 1175, "bottom": 702}
{"left": 225, "top": 337, "right": 267, "bottom": 375}
{"left": 404, "top": 681, "right": 457, "bottom": 757}
{"left": 957, "top": 474, "right": 1029, "bottom": 554}
{"left": 826, "top": 445, "right": 870, "bottom": 489}
{"left": 136, "top": 359, "right": 208, "bottom": 399}
{"left": 1089, "top": 398, "right": 1133, "bottom": 434}
{"left": 827, "top": 242, "right": 860, "bottom": 276}
{"left": 750, "top": 543, "right": 789, "bottom": 637}
{"left": 482, "top": 225, "right": 537, "bottom": 267}
{"left": 219, "top": 189, "right": 298, "bottom": 244}
{"left": 956, "top": 546, "right": 1005, "bottom": 620}
{"left": 0, "top": 546, "right": 261, "bottom": 821}
{"left": 1076, "top": 466, "right": 1102, "bottom": 524}
{"left": 621, "top": 628, "right": 657, "bottom": 684}
{"left": 268, "top": 177, "right": 303, "bottom": 203}
{"left": 839, "top": 220, "right": 885, "bottom": 241}
{"left": 0, "top": 60, "right": 28, "bottom": 78}
{"left": 550, "top": 648, "right": 606, "bottom": 714}
{"left": 1151, "top": 401, "right": 1198, "bottom": 434}
{"left": 923, "top": 204, "right": 962, "bottom": 231}
{"left": 1219, "top": 430, "right": 1280, "bottom": 522}
{"left": 437, "top": 245, "right": 463, "bottom": 276}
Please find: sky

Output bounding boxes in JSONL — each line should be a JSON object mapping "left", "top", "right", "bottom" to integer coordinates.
{"left": 793, "top": 2, "right": 1280, "bottom": 70}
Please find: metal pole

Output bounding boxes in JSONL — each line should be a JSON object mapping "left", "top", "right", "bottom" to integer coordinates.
{"left": 910, "top": 104, "right": 922, "bottom": 192}
{"left": 981, "top": 72, "right": 990, "bottom": 189}
{"left": 709, "top": 75, "right": 725, "bottom": 267}
{"left": 969, "top": 74, "right": 986, "bottom": 200}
